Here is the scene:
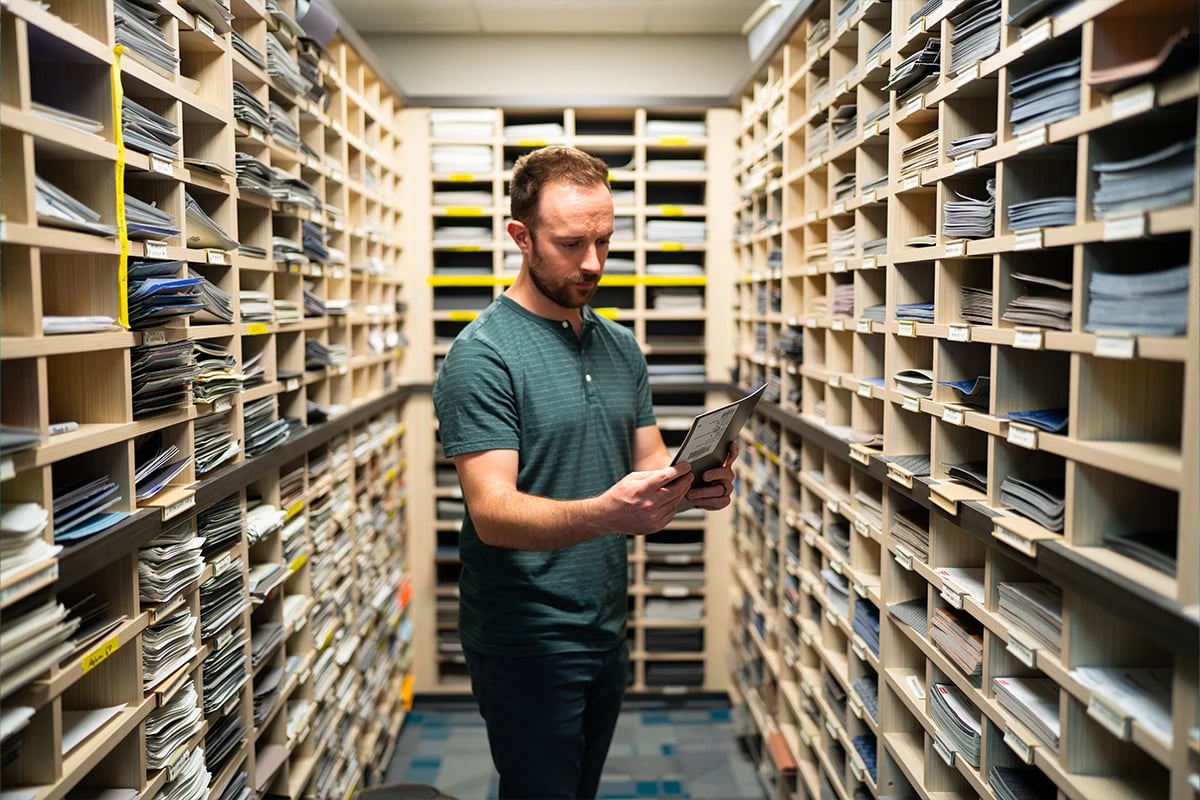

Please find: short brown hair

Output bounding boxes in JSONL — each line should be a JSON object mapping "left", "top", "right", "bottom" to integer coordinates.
{"left": 509, "top": 145, "right": 610, "bottom": 233}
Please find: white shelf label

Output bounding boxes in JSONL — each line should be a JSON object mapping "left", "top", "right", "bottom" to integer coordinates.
{"left": 143, "top": 329, "right": 167, "bottom": 346}
{"left": 196, "top": 15, "right": 216, "bottom": 40}
{"left": 831, "top": 317, "right": 845, "bottom": 331}
{"left": 662, "top": 586, "right": 689, "bottom": 598}
{"left": 857, "top": 383, "right": 873, "bottom": 398}
{"left": 830, "top": 557, "right": 843, "bottom": 574}
{"left": 893, "top": 546, "right": 914, "bottom": 570}
{"left": 825, "top": 609, "right": 839, "bottom": 626}
{"left": 804, "top": 530, "right": 816, "bottom": 547}
{"left": 854, "top": 518, "right": 869, "bottom": 537}
{"left": 1103, "top": 213, "right": 1146, "bottom": 241}
{"left": 835, "top": 79, "right": 847, "bottom": 96}
{"left": 902, "top": 175, "right": 919, "bottom": 191}
{"left": 942, "top": 407, "right": 964, "bottom": 426}
{"left": 867, "top": 55, "right": 881, "bottom": 73}
{"left": 1013, "top": 329, "right": 1044, "bottom": 349}
{"left": 856, "top": 318, "right": 872, "bottom": 334}
{"left": 907, "top": 20, "right": 923, "bottom": 41}
{"left": 1017, "top": 126, "right": 1047, "bottom": 152}
{"left": 206, "top": 249, "right": 226, "bottom": 265}
{"left": 1019, "top": 18, "right": 1052, "bottom": 50}
{"left": 851, "top": 636, "right": 867, "bottom": 661}
{"left": 1094, "top": 334, "right": 1136, "bottom": 360}
{"left": 898, "top": 320, "right": 916, "bottom": 337}
{"left": 944, "top": 240, "right": 965, "bottom": 258}
{"left": 1007, "top": 423, "right": 1039, "bottom": 449}
{"left": 940, "top": 584, "right": 964, "bottom": 609}
{"left": 849, "top": 695, "right": 864, "bottom": 719}
{"left": 849, "top": 446, "right": 871, "bottom": 466}
{"left": 901, "top": 396, "right": 920, "bottom": 413}
{"left": 933, "top": 732, "right": 956, "bottom": 766}
{"left": 285, "top": 377, "right": 300, "bottom": 392}
{"left": 150, "top": 155, "right": 173, "bottom": 175}
{"left": 146, "top": 241, "right": 168, "bottom": 259}
{"left": 953, "top": 153, "right": 977, "bottom": 173}
{"left": 1088, "top": 694, "right": 1132, "bottom": 740}
{"left": 1014, "top": 229, "right": 1043, "bottom": 250}
{"left": 955, "top": 63, "right": 980, "bottom": 88}
{"left": 833, "top": 259, "right": 847, "bottom": 273}
{"left": 947, "top": 323, "right": 970, "bottom": 342}
{"left": 1004, "top": 727, "right": 1035, "bottom": 763}
{"left": 829, "top": 373, "right": 842, "bottom": 388}
{"left": 214, "top": 398, "right": 232, "bottom": 413}
{"left": 163, "top": 494, "right": 196, "bottom": 520}
{"left": 994, "top": 522, "right": 1038, "bottom": 556}
{"left": 906, "top": 675, "right": 925, "bottom": 699}
{"left": 906, "top": 95, "right": 923, "bottom": 116}
{"left": 807, "top": 315, "right": 818, "bottom": 328}
{"left": 864, "top": 122, "right": 878, "bottom": 138}
{"left": 833, "top": 201, "right": 846, "bottom": 214}
{"left": 1112, "top": 83, "right": 1155, "bottom": 120}
{"left": 1006, "top": 630, "right": 1037, "bottom": 667}
{"left": 862, "top": 255, "right": 877, "bottom": 269}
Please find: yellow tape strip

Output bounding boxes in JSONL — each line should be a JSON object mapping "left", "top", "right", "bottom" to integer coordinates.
{"left": 111, "top": 46, "right": 129, "bottom": 329}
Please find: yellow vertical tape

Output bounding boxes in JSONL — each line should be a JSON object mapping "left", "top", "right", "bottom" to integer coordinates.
{"left": 111, "top": 46, "right": 129, "bottom": 329}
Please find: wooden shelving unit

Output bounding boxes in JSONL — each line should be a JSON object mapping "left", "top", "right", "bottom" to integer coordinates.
{"left": 403, "top": 104, "right": 743, "bottom": 693}
{"left": 731, "top": 0, "right": 1198, "bottom": 798}
{"left": 0, "top": 0, "right": 415, "bottom": 797}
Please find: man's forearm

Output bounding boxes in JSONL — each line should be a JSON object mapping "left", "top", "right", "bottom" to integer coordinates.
{"left": 469, "top": 488, "right": 615, "bottom": 551}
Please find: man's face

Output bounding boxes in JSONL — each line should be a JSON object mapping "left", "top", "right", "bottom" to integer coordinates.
{"left": 523, "top": 181, "right": 613, "bottom": 310}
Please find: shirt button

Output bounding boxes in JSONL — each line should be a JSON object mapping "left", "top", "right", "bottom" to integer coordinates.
{"left": 561, "top": 320, "right": 569, "bottom": 328}
{"left": 585, "top": 374, "right": 592, "bottom": 382}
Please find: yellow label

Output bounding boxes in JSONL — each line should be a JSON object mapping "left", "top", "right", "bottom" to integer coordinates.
{"left": 401, "top": 674, "right": 415, "bottom": 710}
{"left": 599, "top": 274, "right": 638, "bottom": 287}
{"left": 449, "top": 311, "right": 480, "bottom": 322}
{"left": 289, "top": 552, "right": 309, "bottom": 573}
{"left": 517, "top": 138, "right": 547, "bottom": 147}
{"left": 594, "top": 307, "right": 619, "bottom": 320}
{"left": 658, "top": 136, "right": 690, "bottom": 146}
{"left": 427, "top": 275, "right": 496, "bottom": 287}
{"left": 82, "top": 635, "right": 120, "bottom": 675}
{"left": 659, "top": 204, "right": 685, "bottom": 216}
{"left": 246, "top": 322, "right": 269, "bottom": 335}
{"left": 644, "top": 276, "right": 705, "bottom": 286}
{"left": 385, "top": 467, "right": 397, "bottom": 483}
{"left": 445, "top": 206, "right": 484, "bottom": 216}
{"left": 607, "top": 171, "right": 616, "bottom": 182}
{"left": 286, "top": 500, "right": 304, "bottom": 519}
{"left": 445, "top": 245, "right": 483, "bottom": 252}
{"left": 448, "top": 173, "right": 476, "bottom": 182}
{"left": 659, "top": 242, "right": 685, "bottom": 252}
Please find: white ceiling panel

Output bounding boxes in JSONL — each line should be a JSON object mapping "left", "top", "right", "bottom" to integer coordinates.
{"left": 475, "top": 1, "right": 651, "bottom": 34}
{"left": 645, "top": 0, "right": 759, "bottom": 34}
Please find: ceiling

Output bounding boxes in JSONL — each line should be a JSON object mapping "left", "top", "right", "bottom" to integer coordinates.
{"left": 327, "top": 0, "right": 764, "bottom": 35}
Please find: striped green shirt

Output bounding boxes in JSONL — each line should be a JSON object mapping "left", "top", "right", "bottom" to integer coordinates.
{"left": 433, "top": 295, "right": 656, "bottom": 656}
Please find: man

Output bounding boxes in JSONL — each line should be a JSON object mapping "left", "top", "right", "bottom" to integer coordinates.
{"left": 432, "top": 144, "right": 737, "bottom": 799}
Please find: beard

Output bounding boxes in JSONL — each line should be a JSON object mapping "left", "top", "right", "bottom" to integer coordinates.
{"left": 526, "top": 239, "right": 599, "bottom": 309}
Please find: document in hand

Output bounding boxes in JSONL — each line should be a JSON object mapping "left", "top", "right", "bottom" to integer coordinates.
{"left": 669, "top": 383, "right": 767, "bottom": 508}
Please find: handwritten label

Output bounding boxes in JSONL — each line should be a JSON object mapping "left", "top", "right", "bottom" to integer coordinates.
{"left": 940, "top": 584, "right": 964, "bottom": 609}
{"left": 1004, "top": 727, "right": 1035, "bottom": 763}
{"left": 994, "top": 522, "right": 1037, "bottom": 556}
{"left": 947, "top": 323, "right": 970, "bottom": 342}
{"left": 942, "top": 407, "right": 964, "bottom": 426}
{"left": 1094, "top": 334, "right": 1136, "bottom": 360}
{"left": 206, "top": 249, "right": 226, "bottom": 265}
{"left": 893, "top": 546, "right": 914, "bottom": 570}
{"left": 145, "top": 240, "right": 168, "bottom": 259}
{"left": 954, "top": 153, "right": 977, "bottom": 174}
{"left": 214, "top": 398, "right": 231, "bottom": 413}
{"left": 150, "top": 155, "right": 173, "bottom": 175}
{"left": 1006, "top": 630, "right": 1037, "bottom": 667}
{"left": 1013, "top": 329, "right": 1044, "bottom": 349}
{"left": 955, "top": 63, "right": 980, "bottom": 88}
{"left": 901, "top": 396, "right": 920, "bottom": 413}
{"left": 898, "top": 320, "right": 916, "bottom": 337}
{"left": 163, "top": 494, "right": 195, "bottom": 520}
{"left": 1007, "top": 424, "right": 1039, "bottom": 449}
{"left": 1103, "top": 213, "right": 1145, "bottom": 241}
{"left": 82, "top": 635, "right": 120, "bottom": 674}
{"left": 945, "top": 240, "right": 965, "bottom": 258}
{"left": 906, "top": 675, "right": 925, "bottom": 699}
{"left": 1017, "top": 126, "right": 1047, "bottom": 152}
{"left": 143, "top": 329, "right": 167, "bottom": 346}
{"left": 1111, "top": 83, "right": 1154, "bottom": 120}
{"left": 196, "top": 15, "right": 216, "bottom": 40}
{"left": 1088, "top": 694, "right": 1132, "bottom": 740}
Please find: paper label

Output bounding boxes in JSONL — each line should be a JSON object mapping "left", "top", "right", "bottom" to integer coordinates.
{"left": 806, "top": 264, "right": 819, "bottom": 276}
{"left": 663, "top": 586, "right": 689, "bottom": 598}
{"left": 246, "top": 322, "right": 269, "bottom": 335}
{"left": 1014, "top": 229, "right": 1043, "bottom": 250}
{"left": 901, "top": 396, "right": 920, "bottom": 413}
{"left": 828, "top": 374, "right": 842, "bottom": 388}
{"left": 994, "top": 522, "right": 1038, "bottom": 556}
{"left": 1006, "top": 630, "right": 1036, "bottom": 667}
{"left": 893, "top": 546, "right": 914, "bottom": 570}
{"left": 1017, "top": 126, "right": 1047, "bottom": 152}
{"left": 1013, "top": 329, "right": 1044, "bottom": 349}
{"left": 287, "top": 500, "right": 304, "bottom": 519}
{"left": 940, "top": 584, "right": 963, "bottom": 609}
{"left": 864, "top": 122, "right": 877, "bottom": 138}
{"left": 862, "top": 193, "right": 876, "bottom": 208}
{"left": 658, "top": 136, "right": 691, "bottom": 146}
{"left": 659, "top": 204, "right": 685, "bottom": 217}
{"left": 284, "top": 377, "right": 300, "bottom": 392}
{"left": 1112, "top": 84, "right": 1155, "bottom": 120}
{"left": 660, "top": 242, "right": 685, "bottom": 252}
{"left": 1007, "top": 424, "right": 1039, "bottom": 449}
{"left": 1088, "top": 694, "right": 1132, "bottom": 740}
{"left": 448, "top": 173, "right": 476, "bottom": 182}
{"left": 933, "top": 732, "right": 955, "bottom": 766}
{"left": 851, "top": 636, "right": 867, "bottom": 661}
{"left": 163, "top": 494, "right": 195, "bottom": 520}
{"left": 945, "top": 240, "right": 965, "bottom": 258}
{"left": 856, "top": 318, "right": 872, "bottom": 334}
{"left": 854, "top": 519, "right": 869, "bottom": 537}
{"left": 954, "top": 153, "right": 977, "bottom": 174}
{"left": 1103, "top": 213, "right": 1145, "bottom": 241}
{"left": 832, "top": 201, "right": 846, "bottom": 215}
{"left": 248, "top": 125, "right": 264, "bottom": 141}
{"left": 849, "top": 695, "right": 864, "bottom": 719}
{"left": 849, "top": 446, "right": 871, "bottom": 466}
{"left": 907, "top": 21, "right": 923, "bottom": 41}
{"left": 807, "top": 315, "right": 818, "bottom": 328}
{"left": 831, "top": 318, "right": 845, "bottom": 331}
{"left": 289, "top": 552, "right": 309, "bottom": 573}
{"left": 145, "top": 240, "right": 168, "bottom": 259}
{"left": 857, "top": 382, "right": 873, "bottom": 397}
{"left": 947, "top": 324, "right": 970, "bottom": 342}
{"left": 825, "top": 609, "right": 839, "bottom": 626}
{"left": 1004, "top": 727, "right": 1035, "bottom": 763}
{"left": 906, "top": 95, "right": 923, "bottom": 116}
{"left": 898, "top": 320, "right": 916, "bottom": 337}
{"left": 150, "top": 155, "right": 173, "bottom": 175}
{"left": 1019, "top": 18, "right": 1052, "bottom": 50}
{"left": 213, "top": 553, "right": 232, "bottom": 575}
{"left": 196, "top": 15, "right": 215, "bottom": 40}
{"left": 835, "top": 79, "right": 847, "bottom": 96}
{"left": 942, "top": 407, "right": 964, "bottom": 426}
{"left": 867, "top": 56, "right": 880, "bottom": 73}
{"left": 1094, "top": 335, "right": 1136, "bottom": 360}
{"left": 206, "top": 249, "right": 226, "bottom": 265}
{"left": 143, "top": 329, "right": 167, "bottom": 346}
{"left": 829, "top": 555, "right": 843, "bottom": 573}
{"left": 214, "top": 398, "right": 231, "bottom": 413}
{"left": 906, "top": 675, "right": 925, "bottom": 699}
{"left": 833, "top": 260, "right": 847, "bottom": 273}
{"left": 902, "top": 175, "right": 919, "bottom": 191}
{"left": 82, "top": 635, "right": 120, "bottom": 675}
{"left": 956, "top": 63, "right": 980, "bottom": 88}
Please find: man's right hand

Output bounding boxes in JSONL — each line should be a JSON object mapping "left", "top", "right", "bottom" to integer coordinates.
{"left": 602, "top": 462, "right": 694, "bottom": 535}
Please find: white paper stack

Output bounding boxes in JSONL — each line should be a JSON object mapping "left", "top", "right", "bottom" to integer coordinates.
{"left": 930, "top": 682, "right": 983, "bottom": 767}
{"left": 139, "top": 525, "right": 205, "bottom": 606}
{"left": 430, "top": 108, "right": 497, "bottom": 139}
{"left": 141, "top": 609, "right": 198, "bottom": 692}
{"left": 993, "top": 676, "right": 1060, "bottom": 750}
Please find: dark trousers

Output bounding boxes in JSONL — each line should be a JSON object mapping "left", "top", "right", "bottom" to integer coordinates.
{"left": 463, "top": 642, "right": 629, "bottom": 800}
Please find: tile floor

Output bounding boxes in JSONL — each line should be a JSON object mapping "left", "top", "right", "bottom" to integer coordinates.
{"left": 383, "top": 696, "right": 767, "bottom": 800}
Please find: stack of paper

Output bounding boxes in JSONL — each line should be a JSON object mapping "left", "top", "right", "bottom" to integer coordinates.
{"left": 235, "top": 153, "right": 272, "bottom": 197}
{"left": 1005, "top": 407, "right": 1068, "bottom": 433}
{"left": 199, "top": 558, "right": 246, "bottom": 640}
{"left": 947, "top": 132, "right": 996, "bottom": 157}
{"left": 862, "top": 101, "right": 890, "bottom": 132}
{"left": 141, "top": 608, "right": 198, "bottom": 691}
{"left": 822, "top": 568, "right": 851, "bottom": 618}
{"left": 852, "top": 599, "right": 881, "bottom": 656}
{"left": 266, "top": 32, "right": 309, "bottom": 97}
{"left": 31, "top": 102, "right": 103, "bottom": 134}
{"left": 243, "top": 396, "right": 290, "bottom": 458}
{"left": 944, "top": 459, "right": 988, "bottom": 491}
{"left": 646, "top": 219, "right": 707, "bottom": 243}
{"left": 892, "top": 506, "right": 931, "bottom": 562}
{"left": 1, "top": 503, "right": 60, "bottom": 583}
{"left": 646, "top": 119, "right": 706, "bottom": 138}
{"left": 238, "top": 290, "right": 274, "bottom": 323}
{"left": 989, "top": 764, "right": 1058, "bottom": 800}
{"left": 123, "top": 97, "right": 179, "bottom": 158}
{"left": 830, "top": 282, "right": 855, "bottom": 316}
{"left": 851, "top": 733, "right": 877, "bottom": 783}
{"left": 886, "top": 38, "right": 941, "bottom": 100}
{"left": 138, "top": 524, "right": 205, "bottom": 606}
{"left": 185, "top": 193, "right": 238, "bottom": 251}
{"left": 931, "top": 607, "right": 984, "bottom": 680}
{"left": 151, "top": 744, "right": 209, "bottom": 800}
{"left": 1092, "top": 138, "right": 1195, "bottom": 218}
{"left": 304, "top": 339, "right": 347, "bottom": 370}
{"left": 272, "top": 235, "right": 304, "bottom": 266}
{"left": 199, "top": 496, "right": 243, "bottom": 561}
{"left": 1007, "top": 196, "right": 1077, "bottom": 230}
{"left": 1008, "top": 0, "right": 1074, "bottom": 27}
{"left": 993, "top": 676, "right": 1060, "bottom": 750}
{"left": 930, "top": 682, "right": 982, "bottom": 767}
{"left": 0, "top": 599, "right": 78, "bottom": 699}
{"left": 960, "top": 286, "right": 993, "bottom": 323}
{"left": 430, "top": 108, "right": 497, "bottom": 138}
{"left": 52, "top": 474, "right": 126, "bottom": 544}
{"left": 949, "top": 0, "right": 1001, "bottom": 75}
{"left": 273, "top": 299, "right": 301, "bottom": 326}
{"left": 830, "top": 227, "right": 856, "bottom": 261}
{"left": 432, "top": 145, "right": 494, "bottom": 174}
{"left": 134, "top": 435, "right": 191, "bottom": 502}
{"left": 268, "top": 101, "right": 302, "bottom": 151}
{"left": 231, "top": 29, "right": 266, "bottom": 69}
{"left": 650, "top": 288, "right": 704, "bottom": 312}
{"left": 250, "top": 619, "right": 284, "bottom": 665}
{"left": 128, "top": 274, "right": 204, "bottom": 329}
{"left": 894, "top": 368, "right": 934, "bottom": 398}
{"left": 896, "top": 302, "right": 935, "bottom": 322}
{"left": 807, "top": 18, "right": 830, "bottom": 50}
{"left": 1009, "top": 57, "right": 1081, "bottom": 132}
{"left": 886, "top": 454, "right": 932, "bottom": 477}
{"left": 193, "top": 342, "right": 240, "bottom": 405}
{"left": 644, "top": 598, "right": 704, "bottom": 621}
{"left": 939, "top": 376, "right": 990, "bottom": 410}
{"left": 202, "top": 625, "right": 247, "bottom": 714}
{"left": 1103, "top": 527, "right": 1176, "bottom": 576}
{"left": 114, "top": 0, "right": 178, "bottom": 73}
{"left": 1086, "top": 264, "right": 1189, "bottom": 336}
{"left": 193, "top": 413, "right": 239, "bottom": 476}
{"left": 241, "top": 350, "right": 266, "bottom": 389}
{"left": 867, "top": 31, "right": 891, "bottom": 63}
{"left": 502, "top": 121, "right": 564, "bottom": 139}
{"left": 853, "top": 673, "right": 879, "bottom": 722}
{"left": 36, "top": 176, "right": 117, "bottom": 237}
{"left": 943, "top": 178, "right": 996, "bottom": 239}
{"left": 253, "top": 664, "right": 284, "bottom": 726}
{"left": 832, "top": 173, "right": 857, "bottom": 203}
{"left": 998, "top": 581, "right": 1062, "bottom": 656}
{"left": 901, "top": 131, "right": 939, "bottom": 178}
{"left": 271, "top": 168, "right": 321, "bottom": 211}
{"left": 1000, "top": 476, "right": 1065, "bottom": 531}
{"left": 125, "top": 193, "right": 180, "bottom": 240}
{"left": 1070, "top": 666, "right": 1173, "bottom": 743}
{"left": 1001, "top": 271, "right": 1072, "bottom": 329}
{"left": 233, "top": 82, "right": 270, "bottom": 133}
{"left": 832, "top": 104, "right": 857, "bottom": 143}
{"left": 131, "top": 340, "right": 197, "bottom": 419}
{"left": 205, "top": 702, "right": 247, "bottom": 775}
{"left": 246, "top": 503, "right": 285, "bottom": 546}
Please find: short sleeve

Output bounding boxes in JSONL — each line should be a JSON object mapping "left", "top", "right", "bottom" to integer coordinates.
{"left": 433, "top": 337, "right": 521, "bottom": 458}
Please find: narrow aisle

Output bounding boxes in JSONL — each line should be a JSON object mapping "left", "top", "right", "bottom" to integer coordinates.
{"left": 385, "top": 698, "right": 767, "bottom": 800}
